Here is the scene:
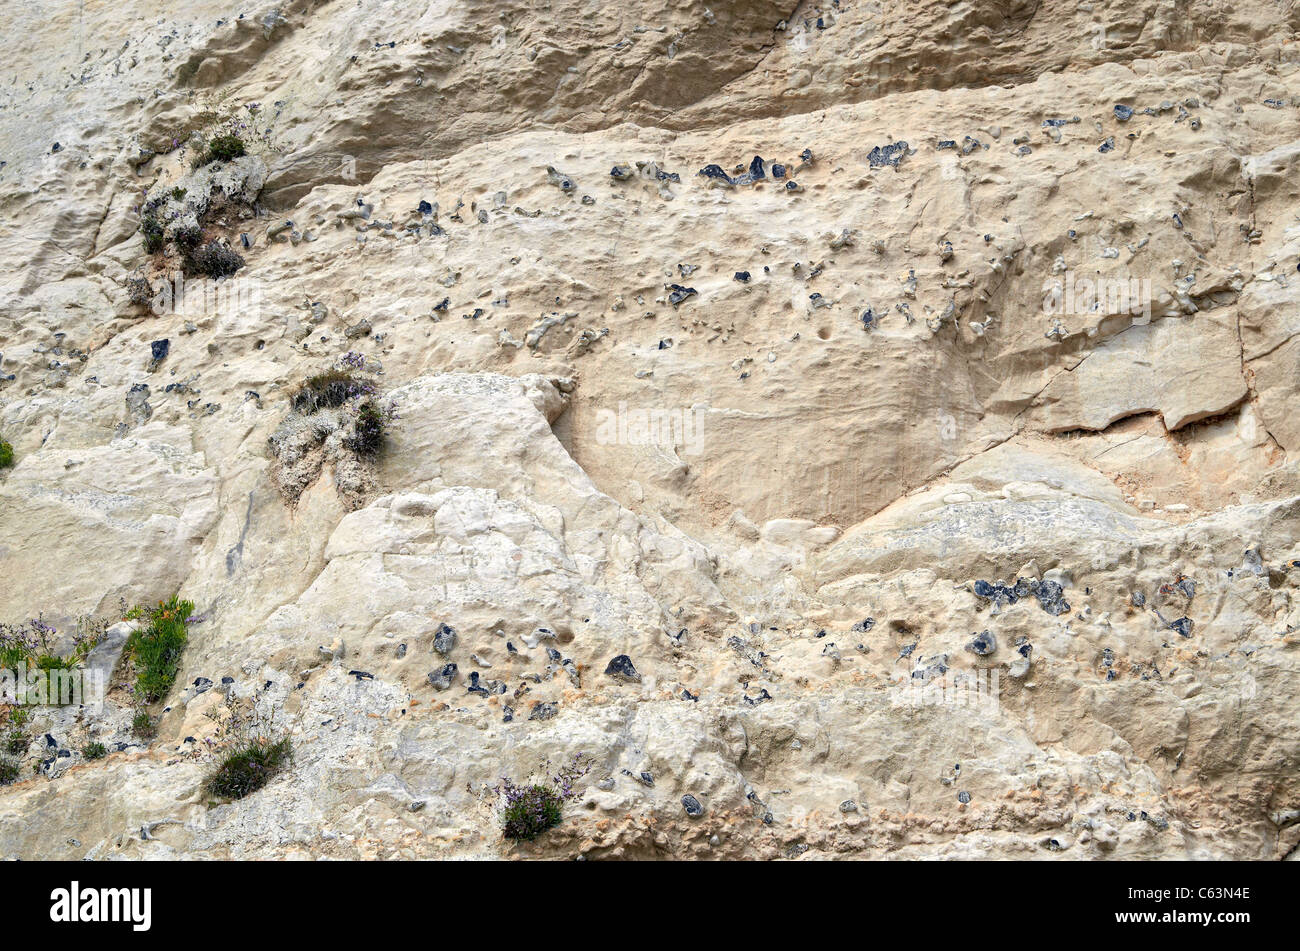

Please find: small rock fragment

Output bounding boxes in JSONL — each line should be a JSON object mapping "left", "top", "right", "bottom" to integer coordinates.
{"left": 427, "top": 664, "right": 458, "bottom": 689}
{"left": 604, "top": 654, "right": 641, "bottom": 683}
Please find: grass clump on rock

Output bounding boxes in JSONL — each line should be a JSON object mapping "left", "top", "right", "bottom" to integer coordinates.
{"left": 203, "top": 692, "right": 293, "bottom": 801}
{"left": 197, "top": 133, "right": 246, "bottom": 167}
{"left": 140, "top": 213, "right": 166, "bottom": 254}
{"left": 3, "top": 708, "right": 28, "bottom": 756}
{"left": 131, "top": 710, "right": 157, "bottom": 739}
{"left": 0, "top": 614, "right": 108, "bottom": 672}
{"left": 0, "top": 438, "right": 14, "bottom": 469}
{"left": 289, "top": 368, "right": 376, "bottom": 415}
{"left": 184, "top": 239, "right": 244, "bottom": 278}
{"left": 4, "top": 729, "right": 25, "bottom": 756}
{"left": 348, "top": 400, "right": 386, "bottom": 455}
{"left": 82, "top": 742, "right": 107, "bottom": 760}
{"left": 205, "top": 736, "right": 293, "bottom": 800}
{"left": 125, "top": 596, "right": 193, "bottom": 703}
{"left": 500, "top": 783, "right": 565, "bottom": 840}
{"left": 0, "top": 756, "right": 19, "bottom": 786}
{"left": 126, "top": 275, "right": 154, "bottom": 307}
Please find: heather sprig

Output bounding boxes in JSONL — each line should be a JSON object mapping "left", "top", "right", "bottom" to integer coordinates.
{"left": 338, "top": 350, "right": 369, "bottom": 372}
{"left": 494, "top": 753, "right": 592, "bottom": 841}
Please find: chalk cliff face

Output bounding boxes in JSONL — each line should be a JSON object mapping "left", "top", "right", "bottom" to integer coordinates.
{"left": 0, "top": 0, "right": 1297, "bottom": 859}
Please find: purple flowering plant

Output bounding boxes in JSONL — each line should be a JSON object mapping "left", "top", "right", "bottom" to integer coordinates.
{"left": 494, "top": 753, "right": 592, "bottom": 841}
{"left": 0, "top": 613, "right": 109, "bottom": 671}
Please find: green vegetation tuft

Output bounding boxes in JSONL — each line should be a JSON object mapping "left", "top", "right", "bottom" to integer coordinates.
{"left": 126, "top": 596, "right": 193, "bottom": 703}
{"left": 172, "top": 224, "right": 202, "bottom": 249}
{"left": 183, "top": 240, "right": 244, "bottom": 278}
{"left": 82, "top": 742, "right": 107, "bottom": 760}
{"left": 495, "top": 754, "right": 591, "bottom": 842}
{"left": 0, "top": 439, "right": 12, "bottom": 469}
{"left": 4, "top": 729, "right": 25, "bottom": 756}
{"left": 141, "top": 214, "right": 165, "bottom": 254}
{"left": 198, "top": 133, "right": 246, "bottom": 166}
{"left": 131, "top": 710, "right": 157, "bottom": 739}
{"left": 0, "top": 615, "right": 107, "bottom": 672}
{"left": 290, "top": 370, "right": 374, "bottom": 415}
{"left": 501, "top": 784, "right": 565, "bottom": 841}
{"left": 205, "top": 737, "right": 292, "bottom": 800}
{"left": 0, "top": 713, "right": 25, "bottom": 785}
{"left": 349, "top": 401, "right": 385, "bottom": 455}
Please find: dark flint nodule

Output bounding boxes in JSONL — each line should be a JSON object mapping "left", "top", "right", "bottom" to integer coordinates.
{"left": 867, "top": 141, "right": 910, "bottom": 168}
{"left": 667, "top": 284, "right": 697, "bottom": 307}
{"left": 604, "top": 654, "right": 641, "bottom": 682}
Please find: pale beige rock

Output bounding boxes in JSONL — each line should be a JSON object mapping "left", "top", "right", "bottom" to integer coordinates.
{"left": 0, "top": 0, "right": 1298, "bottom": 861}
{"left": 1032, "top": 314, "right": 1248, "bottom": 432}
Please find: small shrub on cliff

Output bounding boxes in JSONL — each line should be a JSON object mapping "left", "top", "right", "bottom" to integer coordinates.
{"left": 81, "top": 742, "right": 107, "bottom": 760}
{"left": 289, "top": 369, "right": 376, "bottom": 415}
{"left": 495, "top": 754, "right": 591, "bottom": 842}
{"left": 131, "top": 710, "right": 157, "bottom": 740}
{"left": 0, "top": 439, "right": 13, "bottom": 469}
{"left": 140, "top": 214, "right": 165, "bottom": 254}
{"left": 172, "top": 223, "right": 203, "bottom": 250}
{"left": 125, "top": 596, "right": 193, "bottom": 703}
{"left": 205, "top": 736, "right": 293, "bottom": 800}
{"left": 0, "top": 756, "right": 19, "bottom": 786}
{"left": 184, "top": 240, "right": 244, "bottom": 278}
{"left": 269, "top": 353, "right": 398, "bottom": 505}
{"left": 202, "top": 693, "right": 293, "bottom": 801}
{"left": 347, "top": 400, "right": 386, "bottom": 455}
{"left": 500, "top": 783, "right": 564, "bottom": 840}
{"left": 126, "top": 275, "right": 154, "bottom": 307}
{"left": 2, "top": 708, "right": 28, "bottom": 758}
{"left": 0, "top": 625, "right": 29, "bottom": 670}
{"left": 173, "top": 96, "right": 279, "bottom": 173}
{"left": 197, "top": 133, "right": 246, "bottom": 167}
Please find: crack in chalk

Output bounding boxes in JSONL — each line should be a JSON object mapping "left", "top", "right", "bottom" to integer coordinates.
{"left": 225, "top": 491, "right": 255, "bottom": 576}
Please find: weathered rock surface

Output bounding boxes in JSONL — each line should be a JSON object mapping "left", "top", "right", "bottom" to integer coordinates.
{"left": 0, "top": 0, "right": 1297, "bottom": 860}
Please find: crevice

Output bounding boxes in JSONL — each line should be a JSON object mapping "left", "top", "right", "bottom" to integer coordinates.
{"left": 1245, "top": 327, "right": 1300, "bottom": 365}
{"left": 86, "top": 191, "right": 115, "bottom": 260}
{"left": 1233, "top": 162, "right": 1284, "bottom": 452}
